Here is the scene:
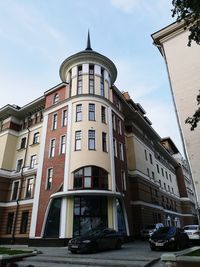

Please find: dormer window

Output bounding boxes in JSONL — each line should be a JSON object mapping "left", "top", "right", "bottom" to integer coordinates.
{"left": 53, "top": 93, "right": 59, "bottom": 104}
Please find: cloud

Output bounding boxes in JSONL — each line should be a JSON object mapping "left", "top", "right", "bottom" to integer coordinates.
{"left": 110, "top": 0, "right": 139, "bottom": 13}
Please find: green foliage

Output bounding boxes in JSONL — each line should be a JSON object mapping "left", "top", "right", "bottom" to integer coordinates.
{"left": 185, "top": 91, "right": 200, "bottom": 130}
{"left": 0, "top": 247, "right": 32, "bottom": 255}
{"left": 172, "top": 0, "right": 200, "bottom": 46}
{"left": 186, "top": 248, "right": 200, "bottom": 256}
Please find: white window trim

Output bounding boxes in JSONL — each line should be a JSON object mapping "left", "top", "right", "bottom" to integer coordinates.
{"left": 24, "top": 176, "right": 34, "bottom": 199}
{"left": 30, "top": 154, "right": 37, "bottom": 169}
{"left": 10, "top": 179, "right": 21, "bottom": 201}
{"left": 52, "top": 113, "right": 58, "bottom": 130}
{"left": 49, "top": 138, "right": 56, "bottom": 158}
{"left": 59, "top": 135, "right": 66, "bottom": 155}
{"left": 62, "top": 109, "right": 68, "bottom": 127}
{"left": 119, "top": 142, "right": 124, "bottom": 161}
{"left": 46, "top": 167, "right": 53, "bottom": 190}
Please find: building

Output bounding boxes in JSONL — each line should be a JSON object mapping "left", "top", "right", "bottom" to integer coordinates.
{"left": 152, "top": 21, "right": 200, "bottom": 208}
{"left": 0, "top": 34, "right": 197, "bottom": 245}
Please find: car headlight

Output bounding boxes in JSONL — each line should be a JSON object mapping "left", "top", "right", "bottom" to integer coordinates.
{"left": 82, "top": 240, "right": 92, "bottom": 243}
{"left": 169, "top": 237, "right": 175, "bottom": 241}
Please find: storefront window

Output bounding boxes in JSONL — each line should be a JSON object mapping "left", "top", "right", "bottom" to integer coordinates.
{"left": 116, "top": 198, "right": 126, "bottom": 234}
{"left": 73, "top": 196, "right": 108, "bottom": 236}
{"left": 44, "top": 198, "right": 61, "bottom": 237}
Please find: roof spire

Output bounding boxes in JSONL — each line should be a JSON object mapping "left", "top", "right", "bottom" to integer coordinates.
{"left": 85, "top": 30, "right": 92, "bottom": 51}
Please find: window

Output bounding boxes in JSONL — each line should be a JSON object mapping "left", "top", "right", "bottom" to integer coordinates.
{"left": 25, "top": 177, "right": 34, "bottom": 198}
{"left": 168, "top": 185, "right": 170, "bottom": 192}
{"left": 119, "top": 143, "right": 124, "bottom": 161}
{"left": 53, "top": 93, "right": 59, "bottom": 104}
{"left": 60, "top": 135, "right": 66, "bottom": 154}
{"left": 149, "top": 153, "right": 153, "bottom": 164}
{"left": 16, "top": 159, "right": 23, "bottom": 172}
{"left": 74, "top": 166, "right": 108, "bottom": 190}
{"left": 6, "top": 212, "right": 14, "bottom": 234}
{"left": 121, "top": 170, "right": 126, "bottom": 192}
{"left": 166, "top": 171, "right": 168, "bottom": 180}
{"left": 88, "top": 104, "right": 95, "bottom": 121}
{"left": 116, "top": 99, "right": 121, "bottom": 111}
{"left": 147, "top": 168, "right": 150, "bottom": 177}
{"left": 112, "top": 113, "right": 116, "bottom": 130}
{"left": 159, "top": 180, "right": 161, "bottom": 187}
{"left": 102, "top": 132, "right": 107, "bottom": 152}
{"left": 62, "top": 109, "right": 68, "bottom": 127}
{"left": 46, "top": 168, "right": 53, "bottom": 190}
{"left": 76, "top": 104, "right": 82, "bottom": 122}
{"left": 100, "top": 67, "right": 104, "bottom": 96}
{"left": 172, "top": 187, "right": 174, "bottom": 194}
{"left": 101, "top": 106, "right": 106, "bottom": 123}
{"left": 145, "top": 150, "right": 147, "bottom": 161}
{"left": 77, "top": 65, "right": 82, "bottom": 95}
{"left": 75, "top": 131, "right": 82, "bottom": 150}
{"left": 152, "top": 171, "right": 155, "bottom": 180}
{"left": 89, "top": 64, "right": 94, "bottom": 94}
{"left": 117, "top": 119, "right": 122, "bottom": 135}
{"left": 30, "top": 154, "right": 36, "bottom": 169}
{"left": 156, "top": 164, "right": 160, "bottom": 173}
{"left": 20, "top": 211, "right": 29, "bottom": 234}
{"left": 11, "top": 180, "right": 19, "bottom": 200}
{"left": 161, "top": 168, "right": 164, "bottom": 177}
{"left": 164, "top": 183, "right": 166, "bottom": 190}
{"left": 88, "top": 130, "right": 95, "bottom": 150}
{"left": 33, "top": 132, "right": 39, "bottom": 144}
{"left": 52, "top": 113, "right": 58, "bottom": 130}
{"left": 49, "top": 139, "right": 55, "bottom": 158}
{"left": 20, "top": 137, "right": 26, "bottom": 149}
{"left": 113, "top": 138, "right": 117, "bottom": 157}
{"left": 169, "top": 174, "right": 172, "bottom": 182}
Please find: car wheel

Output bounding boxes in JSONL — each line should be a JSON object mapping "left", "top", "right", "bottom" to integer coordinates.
{"left": 115, "top": 239, "right": 122, "bottom": 249}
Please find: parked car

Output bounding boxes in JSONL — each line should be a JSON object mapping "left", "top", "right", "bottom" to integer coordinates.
{"left": 68, "top": 228, "right": 125, "bottom": 253}
{"left": 183, "top": 225, "right": 200, "bottom": 241}
{"left": 140, "top": 223, "right": 164, "bottom": 239}
{"left": 149, "top": 226, "right": 189, "bottom": 251}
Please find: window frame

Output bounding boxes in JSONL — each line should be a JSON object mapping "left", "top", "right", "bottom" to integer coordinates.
{"left": 25, "top": 177, "right": 34, "bottom": 199}
{"left": 20, "top": 137, "right": 26, "bottom": 149}
{"left": 30, "top": 154, "right": 37, "bottom": 169}
{"left": 33, "top": 132, "right": 39, "bottom": 144}
{"left": 6, "top": 212, "right": 14, "bottom": 234}
{"left": 53, "top": 93, "right": 59, "bottom": 104}
{"left": 77, "top": 65, "right": 82, "bottom": 95}
{"left": 101, "top": 106, "right": 106, "bottom": 123}
{"left": 76, "top": 104, "right": 82, "bottom": 122}
{"left": 119, "top": 142, "right": 124, "bottom": 161}
{"left": 88, "top": 130, "right": 95, "bottom": 150}
{"left": 89, "top": 64, "right": 94, "bottom": 94}
{"left": 16, "top": 159, "right": 23, "bottom": 172}
{"left": 100, "top": 67, "right": 105, "bottom": 96}
{"left": 113, "top": 138, "right": 117, "bottom": 157}
{"left": 49, "top": 139, "right": 56, "bottom": 158}
{"left": 88, "top": 103, "right": 95, "bottom": 121}
{"left": 10, "top": 180, "right": 20, "bottom": 201}
{"left": 60, "top": 135, "right": 66, "bottom": 154}
{"left": 52, "top": 113, "right": 58, "bottom": 130}
{"left": 102, "top": 132, "right": 107, "bottom": 152}
{"left": 75, "top": 131, "right": 82, "bottom": 151}
{"left": 20, "top": 211, "right": 29, "bottom": 234}
{"left": 46, "top": 168, "right": 53, "bottom": 190}
{"left": 62, "top": 109, "right": 68, "bottom": 127}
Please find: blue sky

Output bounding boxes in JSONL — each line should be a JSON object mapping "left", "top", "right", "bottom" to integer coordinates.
{"left": 0, "top": 0, "right": 184, "bottom": 154}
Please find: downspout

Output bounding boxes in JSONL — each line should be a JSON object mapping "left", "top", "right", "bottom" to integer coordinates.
{"left": 11, "top": 116, "right": 31, "bottom": 244}
{"left": 154, "top": 42, "right": 200, "bottom": 224}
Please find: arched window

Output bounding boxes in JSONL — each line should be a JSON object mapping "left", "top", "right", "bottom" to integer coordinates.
{"left": 53, "top": 93, "right": 59, "bottom": 104}
{"left": 74, "top": 166, "right": 108, "bottom": 190}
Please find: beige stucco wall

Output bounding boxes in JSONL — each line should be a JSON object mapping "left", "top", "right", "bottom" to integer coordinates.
{"left": 162, "top": 29, "right": 200, "bottom": 203}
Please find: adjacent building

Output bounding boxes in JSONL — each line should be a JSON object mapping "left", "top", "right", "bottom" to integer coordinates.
{"left": 152, "top": 21, "right": 200, "bottom": 208}
{"left": 0, "top": 35, "right": 197, "bottom": 245}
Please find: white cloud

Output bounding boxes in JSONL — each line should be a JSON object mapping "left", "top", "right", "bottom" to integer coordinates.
{"left": 110, "top": 0, "right": 139, "bottom": 13}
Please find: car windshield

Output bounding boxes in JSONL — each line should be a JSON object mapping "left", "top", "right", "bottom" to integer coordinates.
{"left": 81, "top": 228, "right": 103, "bottom": 238}
{"left": 184, "top": 226, "right": 198, "bottom": 230}
{"left": 144, "top": 225, "right": 155, "bottom": 229}
{"left": 155, "top": 227, "right": 176, "bottom": 235}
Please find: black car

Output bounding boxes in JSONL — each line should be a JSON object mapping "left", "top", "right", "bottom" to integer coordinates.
{"left": 149, "top": 226, "right": 189, "bottom": 251}
{"left": 68, "top": 228, "right": 125, "bottom": 253}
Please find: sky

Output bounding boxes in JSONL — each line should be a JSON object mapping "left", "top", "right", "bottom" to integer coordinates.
{"left": 0, "top": 0, "right": 184, "bottom": 154}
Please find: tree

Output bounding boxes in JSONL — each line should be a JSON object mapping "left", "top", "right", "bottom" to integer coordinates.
{"left": 171, "top": 0, "right": 200, "bottom": 46}
{"left": 185, "top": 91, "right": 200, "bottom": 130}
{"left": 172, "top": 0, "right": 200, "bottom": 129}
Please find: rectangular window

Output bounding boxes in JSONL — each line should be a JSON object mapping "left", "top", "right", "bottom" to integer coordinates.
{"left": 172, "top": 187, "right": 174, "bottom": 194}
{"left": 168, "top": 185, "right": 170, "bottom": 192}
{"left": 62, "top": 109, "right": 68, "bottom": 127}
{"left": 30, "top": 154, "right": 36, "bottom": 169}
{"left": 100, "top": 67, "right": 104, "bottom": 96}
{"left": 75, "top": 131, "right": 82, "bottom": 150}
{"left": 20, "top": 137, "right": 26, "bottom": 149}
{"left": 119, "top": 143, "right": 124, "bottom": 161}
{"left": 25, "top": 177, "right": 34, "bottom": 198}
{"left": 76, "top": 104, "right": 82, "bottom": 122}
{"left": 113, "top": 138, "right": 117, "bottom": 157}
{"left": 88, "top": 130, "right": 95, "bottom": 150}
{"left": 101, "top": 106, "right": 106, "bottom": 123}
{"left": 102, "top": 132, "right": 107, "bottom": 152}
{"left": 89, "top": 64, "right": 94, "bottom": 94}
{"left": 33, "top": 132, "right": 39, "bottom": 144}
{"left": 166, "top": 171, "right": 168, "bottom": 180}
{"left": 117, "top": 119, "right": 122, "bottom": 135}
{"left": 156, "top": 164, "right": 160, "bottom": 173}
{"left": 6, "top": 212, "right": 14, "bottom": 234}
{"left": 49, "top": 139, "right": 56, "bottom": 158}
{"left": 144, "top": 150, "right": 147, "bottom": 161}
{"left": 11, "top": 180, "right": 20, "bottom": 200}
{"left": 152, "top": 171, "right": 155, "bottom": 180}
{"left": 164, "top": 182, "right": 166, "bottom": 190}
{"left": 16, "top": 159, "right": 23, "bottom": 172}
{"left": 77, "top": 65, "right": 82, "bottom": 95}
{"left": 121, "top": 170, "right": 126, "bottom": 192}
{"left": 147, "top": 168, "right": 150, "bottom": 177}
{"left": 88, "top": 103, "right": 95, "bottom": 121}
{"left": 169, "top": 174, "right": 172, "bottom": 182}
{"left": 52, "top": 113, "right": 58, "bottom": 130}
{"left": 149, "top": 153, "right": 153, "bottom": 164}
{"left": 112, "top": 113, "right": 116, "bottom": 130}
{"left": 60, "top": 135, "right": 66, "bottom": 154}
{"left": 46, "top": 168, "right": 53, "bottom": 190}
{"left": 20, "top": 211, "right": 29, "bottom": 234}
{"left": 161, "top": 168, "right": 164, "bottom": 177}
{"left": 159, "top": 180, "right": 161, "bottom": 187}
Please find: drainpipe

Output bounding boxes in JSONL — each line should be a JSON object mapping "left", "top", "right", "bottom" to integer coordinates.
{"left": 11, "top": 116, "right": 31, "bottom": 244}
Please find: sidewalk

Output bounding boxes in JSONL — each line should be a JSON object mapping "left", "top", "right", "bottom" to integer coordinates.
{"left": 2, "top": 241, "right": 163, "bottom": 267}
